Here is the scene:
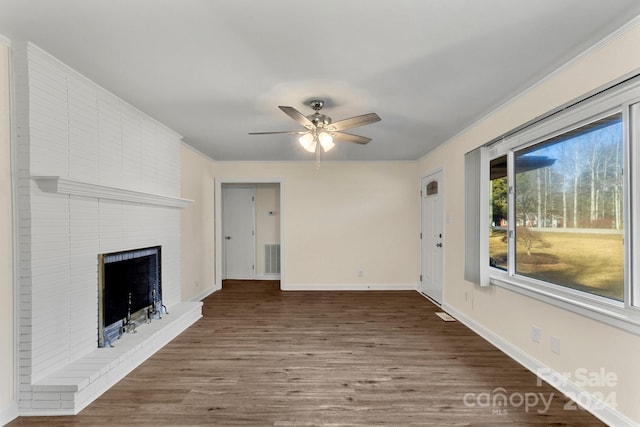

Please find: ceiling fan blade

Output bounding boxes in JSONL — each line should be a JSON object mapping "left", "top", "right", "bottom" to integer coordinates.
{"left": 333, "top": 132, "right": 372, "bottom": 145}
{"left": 279, "top": 106, "right": 314, "bottom": 128}
{"left": 248, "top": 130, "right": 307, "bottom": 135}
{"left": 327, "top": 113, "right": 381, "bottom": 131}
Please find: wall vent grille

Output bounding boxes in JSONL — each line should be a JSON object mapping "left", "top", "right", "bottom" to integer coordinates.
{"left": 264, "top": 244, "right": 281, "bottom": 275}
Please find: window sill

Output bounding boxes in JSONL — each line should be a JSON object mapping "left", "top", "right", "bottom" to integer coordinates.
{"left": 489, "top": 271, "right": 640, "bottom": 336}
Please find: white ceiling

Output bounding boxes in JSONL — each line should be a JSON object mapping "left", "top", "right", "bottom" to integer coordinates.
{"left": 1, "top": 1, "right": 639, "bottom": 162}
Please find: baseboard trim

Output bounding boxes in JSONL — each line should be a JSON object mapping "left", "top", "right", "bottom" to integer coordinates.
{"left": 0, "top": 400, "right": 19, "bottom": 426}
{"left": 281, "top": 283, "right": 417, "bottom": 291}
{"left": 442, "top": 302, "right": 636, "bottom": 427}
{"left": 255, "top": 274, "right": 281, "bottom": 280}
{"left": 190, "top": 286, "right": 218, "bottom": 302}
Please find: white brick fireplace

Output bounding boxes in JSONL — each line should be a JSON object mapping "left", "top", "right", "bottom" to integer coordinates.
{"left": 13, "top": 42, "right": 202, "bottom": 415}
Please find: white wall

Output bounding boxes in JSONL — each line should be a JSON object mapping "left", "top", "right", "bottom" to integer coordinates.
{"left": 213, "top": 161, "right": 419, "bottom": 289}
{"left": 418, "top": 19, "right": 640, "bottom": 425}
{"left": 255, "top": 183, "right": 280, "bottom": 278}
{"left": 0, "top": 39, "right": 17, "bottom": 425}
{"left": 13, "top": 42, "right": 185, "bottom": 408}
{"left": 180, "top": 144, "right": 216, "bottom": 301}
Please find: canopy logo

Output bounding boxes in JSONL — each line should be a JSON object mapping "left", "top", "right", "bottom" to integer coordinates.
{"left": 463, "top": 387, "right": 553, "bottom": 415}
{"left": 462, "top": 368, "right": 618, "bottom": 415}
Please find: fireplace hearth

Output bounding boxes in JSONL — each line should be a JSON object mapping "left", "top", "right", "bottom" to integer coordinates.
{"left": 98, "top": 246, "right": 165, "bottom": 347}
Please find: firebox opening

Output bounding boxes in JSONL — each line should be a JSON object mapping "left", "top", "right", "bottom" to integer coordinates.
{"left": 98, "top": 246, "right": 163, "bottom": 347}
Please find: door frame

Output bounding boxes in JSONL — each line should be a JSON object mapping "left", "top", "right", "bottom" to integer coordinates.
{"left": 420, "top": 169, "right": 445, "bottom": 305}
{"left": 215, "top": 178, "right": 284, "bottom": 289}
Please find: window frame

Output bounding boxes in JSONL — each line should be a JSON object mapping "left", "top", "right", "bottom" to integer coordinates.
{"left": 486, "top": 76, "right": 640, "bottom": 334}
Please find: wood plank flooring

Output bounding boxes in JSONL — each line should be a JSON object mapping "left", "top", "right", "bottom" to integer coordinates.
{"left": 9, "top": 280, "right": 605, "bottom": 426}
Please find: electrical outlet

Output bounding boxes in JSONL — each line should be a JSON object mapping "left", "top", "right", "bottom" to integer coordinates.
{"left": 531, "top": 326, "right": 541, "bottom": 343}
{"left": 550, "top": 336, "right": 560, "bottom": 354}
{"left": 358, "top": 270, "right": 364, "bottom": 278}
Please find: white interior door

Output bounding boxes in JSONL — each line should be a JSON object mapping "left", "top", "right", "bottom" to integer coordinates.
{"left": 420, "top": 171, "right": 444, "bottom": 304}
{"left": 222, "top": 186, "right": 256, "bottom": 279}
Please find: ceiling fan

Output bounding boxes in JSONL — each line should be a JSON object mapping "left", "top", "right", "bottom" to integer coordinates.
{"left": 249, "top": 100, "right": 381, "bottom": 156}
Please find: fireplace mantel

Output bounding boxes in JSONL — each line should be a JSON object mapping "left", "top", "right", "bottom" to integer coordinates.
{"left": 33, "top": 176, "right": 192, "bottom": 208}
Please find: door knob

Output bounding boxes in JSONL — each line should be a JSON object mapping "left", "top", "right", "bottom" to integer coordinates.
{"left": 225, "top": 236, "right": 232, "bottom": 240}
{"left": 436, "top": 243, "right": 442, "bottom": 247}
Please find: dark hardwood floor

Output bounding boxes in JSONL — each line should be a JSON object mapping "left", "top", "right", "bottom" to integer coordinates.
{"left": 9, "top": 280, "right": 604, "bottom": 426}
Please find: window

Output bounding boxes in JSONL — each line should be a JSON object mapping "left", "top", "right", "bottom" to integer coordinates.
{"left": 490, "top": 156, "right": 508, "bottom": 271}
{"left": 513, "top": 114, "right": 623, "bottom": 301}
{"left": 426, "top": 180, "right": 438, "bottom": 196}
{"left": 483, "top": 75, "right": 640, "bottom": 330}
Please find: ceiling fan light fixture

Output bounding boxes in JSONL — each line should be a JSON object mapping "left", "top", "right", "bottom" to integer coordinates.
{"left": 318, "top": 132, "right": 335, "bottom": 152}
{"left": 298, "top": 133, "right": 316, "bottom": 153}
{"left": 252, "top": 100, "right": 381, "bottom": 159}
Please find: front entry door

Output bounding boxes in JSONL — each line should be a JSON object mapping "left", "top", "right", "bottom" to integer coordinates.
{"left": 222, "top": 186, "right": 256, "bottom": 279}
{"left": 420, "top": 171, "right": 444, "bottom": 304}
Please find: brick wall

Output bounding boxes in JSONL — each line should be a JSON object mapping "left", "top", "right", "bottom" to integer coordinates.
{"left": 14, "top": 42, "right": 184, "bottom": 400}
